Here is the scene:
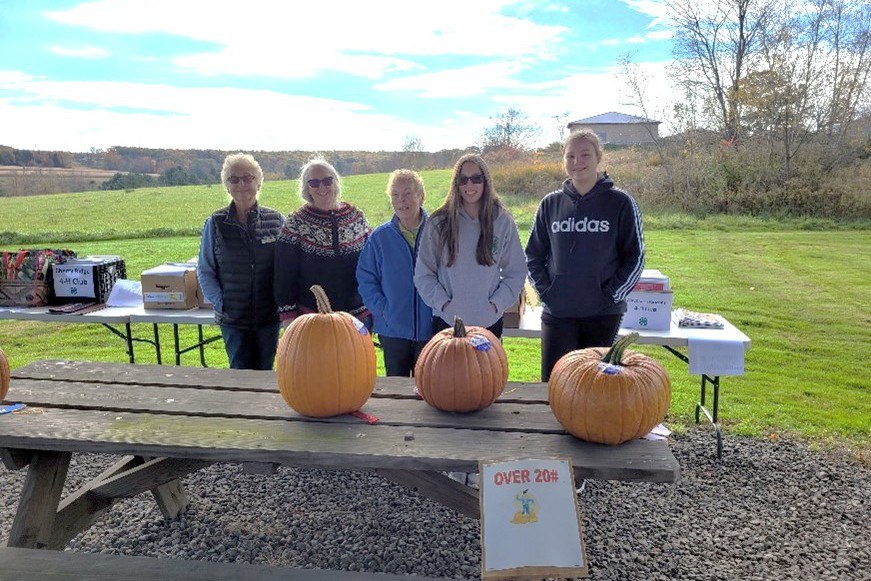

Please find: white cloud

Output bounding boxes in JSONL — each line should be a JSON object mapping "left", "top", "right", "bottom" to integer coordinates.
{"left": 375, "top": 61, "right": 529, "bottom": 98}
{"left": 45, "top": 0, "right": 568, "bottom": 79}
{"left": 646, "top": 29, "right": 673, "bottom": 40}
{"left": 0, "top": 73, "right": 488, "bottom": 151}
{"left": 599, "top": 29, "right": 673, "bottom": 47}
{"left": 620, "top": 0, "right": 670, "bottom": 27}
{"left": 49, "top": 46, "right": 110, "bottom": 58}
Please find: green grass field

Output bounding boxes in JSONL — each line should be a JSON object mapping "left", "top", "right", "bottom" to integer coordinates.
{"left": 0, "top": 172, "right": 868, "bottom": 455}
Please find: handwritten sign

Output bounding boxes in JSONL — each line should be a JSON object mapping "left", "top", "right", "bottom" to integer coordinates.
{"left": 623, "top": 291, "right": 673, "bottom": 330}
{"left": 479, "top": 458, "right": 588, "bottom": 579}
{"left": 52, "top": 264, "right": 96, "bottom": 299}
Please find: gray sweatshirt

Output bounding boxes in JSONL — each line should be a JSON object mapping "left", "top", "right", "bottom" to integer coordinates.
{"left": 414, "top": 205, "right": 527, "bottom": 328}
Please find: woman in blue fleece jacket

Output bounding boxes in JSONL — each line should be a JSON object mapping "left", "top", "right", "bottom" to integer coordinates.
{"left": 356, "top": 170, "right": 433, "bottom": 376}
{"left": 525, "top": 129, "right": 645, "bottom": 381}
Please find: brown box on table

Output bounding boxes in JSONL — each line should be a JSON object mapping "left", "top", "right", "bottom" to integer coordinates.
{"left": 141, "top": 264, "right": 198, "bottom": 309}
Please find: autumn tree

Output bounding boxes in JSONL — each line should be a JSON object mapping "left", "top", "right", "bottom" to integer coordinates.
{"left": 668, "top": 0, "right": 774, "bottom": 141}
{"left": 480, "top": 108, "right": 541, "bottom": 152}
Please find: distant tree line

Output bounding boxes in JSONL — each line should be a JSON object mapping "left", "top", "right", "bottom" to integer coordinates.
{"left": 1, "top": 144, "right": 490, "bottom": 190}
{"left": 0, "top": 146, "right": 72, "bottom": 169}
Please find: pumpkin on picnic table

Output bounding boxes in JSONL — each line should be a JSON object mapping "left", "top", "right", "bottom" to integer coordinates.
{"left": 0, "top": 345, "right": 9, "bottom": 401}
{"left": 548, "top": 332, "right": 671, "bottom": 445}
{"left": 275, "top": 285, "right": 376, "bottom": 418}
{"left": 413, "top": 316, "right": 508, "bottom": 413}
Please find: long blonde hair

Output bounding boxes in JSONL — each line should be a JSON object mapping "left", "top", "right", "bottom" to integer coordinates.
{"left": 432, "top": 154, "right": 503, "bottom": 267}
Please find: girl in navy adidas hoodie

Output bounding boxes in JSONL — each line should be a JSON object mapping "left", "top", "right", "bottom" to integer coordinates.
{"left": 525, "top": 129, "right": 645, "bottom": 381}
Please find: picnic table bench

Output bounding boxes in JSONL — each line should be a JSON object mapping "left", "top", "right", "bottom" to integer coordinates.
{"left": 0, "top": 360, "right": 679, "bottom": 576}
{"left": 0, "top": 546, "right": 446, "bottom": 580}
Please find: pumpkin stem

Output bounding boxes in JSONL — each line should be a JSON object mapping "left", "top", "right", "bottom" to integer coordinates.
{"left": 310, "top": 285, "right": 333, "bottom": 314}
{"left": 601, "top": 332, "right": 639, "bottom": 365}
{"left": 452, "top": 316, "right": 467, "bottom": 338}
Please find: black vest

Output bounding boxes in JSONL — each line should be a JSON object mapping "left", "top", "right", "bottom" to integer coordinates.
{"left": 212, "top": 203, "right": 283, "bottom": 328}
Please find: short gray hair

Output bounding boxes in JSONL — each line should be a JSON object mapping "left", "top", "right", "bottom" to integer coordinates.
{"left": 298, "top": 157, "right": 342, "bottom": 203}
{"left": 221, "top": 153, "right": 263, "bottom": 192}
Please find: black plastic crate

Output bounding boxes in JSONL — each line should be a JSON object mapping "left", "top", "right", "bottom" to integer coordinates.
{"left": 52, "top": 256, "right": 126, "bottom": 304}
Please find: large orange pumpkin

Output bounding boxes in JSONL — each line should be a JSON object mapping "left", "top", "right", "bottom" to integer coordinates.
{"left": 275, "top": 285, "right": 376, "bottom": 418}
{"left": 0, "top": 345, "right": 8, "bottom": 401}
{"left": 548, "top": 333, "right": 671, "bottom": 445}
{"left": 414, "top": 317, "right": 508, "bottom": 412}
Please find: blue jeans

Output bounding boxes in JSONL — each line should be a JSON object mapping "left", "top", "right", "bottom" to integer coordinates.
{"left": 220, "top": 322, "right": 280, "bottom": 370}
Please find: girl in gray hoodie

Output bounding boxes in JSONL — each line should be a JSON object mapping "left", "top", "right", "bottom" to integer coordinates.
{"left": 414, "top": 154, "right": 526, "bottom": 339}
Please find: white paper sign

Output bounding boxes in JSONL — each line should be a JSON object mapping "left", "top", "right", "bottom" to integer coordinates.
{"left": 52, "top": 264, "right": 96, "bottom": 299}
{"left": 106, "top": 279, "right": 142, "bottom": 307}
{"left": 480, "top": 458, "right": 587, "bottom": 578}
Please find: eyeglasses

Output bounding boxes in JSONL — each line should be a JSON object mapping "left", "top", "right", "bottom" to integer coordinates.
{"left": 228, "top": 175, "right": 256, "bottom": 185}
{"left": 458, "top": 174, "right": 484, "bottom": 185}
{"left": 307, "top": 176, "right": 335, "bottom": 188}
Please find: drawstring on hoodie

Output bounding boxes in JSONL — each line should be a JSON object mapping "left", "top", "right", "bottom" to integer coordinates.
{"left": 567, "top": 172, "right": 608, "bottom": 254}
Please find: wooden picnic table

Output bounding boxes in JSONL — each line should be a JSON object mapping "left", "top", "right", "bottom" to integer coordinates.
{"left": 0, "top": 360, "right": 679, "bottom": 556}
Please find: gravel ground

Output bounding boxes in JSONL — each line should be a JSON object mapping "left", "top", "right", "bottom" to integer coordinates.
{"left": 1, "top": 427, "right": 868, "bottom": 580}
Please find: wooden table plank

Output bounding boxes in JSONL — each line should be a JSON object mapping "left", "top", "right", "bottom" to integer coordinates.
{"left": 0, "top": 407, "right": 680, "bottom": 482}
{"left": 8, "top": 378, "right": 561, "bottom": 434}
{"left": 11, "top": 360, "right": 550, "bottom": 402}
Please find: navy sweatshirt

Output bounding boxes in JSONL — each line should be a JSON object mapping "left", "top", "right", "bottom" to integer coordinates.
{"left": 525, "top": 174, "right": 645, "bottom": 319}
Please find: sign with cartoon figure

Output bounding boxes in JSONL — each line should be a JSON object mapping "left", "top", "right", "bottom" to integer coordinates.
{"left": 479, "top": 458, "right": 588, "bottom": 579}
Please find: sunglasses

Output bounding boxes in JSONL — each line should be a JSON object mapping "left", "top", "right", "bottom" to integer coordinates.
{"left": 458, "top": 174, "right": 485, "bottom": 185}
{"left": 307, "top": 176, "right": 335, "bottom": 188}
{"left": 228, "top": 175, "right": 256, "bottom": 185}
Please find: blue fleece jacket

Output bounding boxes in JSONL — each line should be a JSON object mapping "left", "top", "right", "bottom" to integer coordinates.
{"left": 356, "top": 211, "right": 433, "bottom": 341}
{"left": 525, "top": 174, "right": 645, "bottom": 319}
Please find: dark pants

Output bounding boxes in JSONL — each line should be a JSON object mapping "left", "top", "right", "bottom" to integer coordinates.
{"left": 432, "top": 316, "right": 504, "bottom": 340}
{"left": 540, "top": 313, "right": 623, "bottom": 381}
{"left": 379, "top": 335, "right": 429, "bottom": 377}
{"left": 220, "top": 322, "right": 280, "bottom": 370}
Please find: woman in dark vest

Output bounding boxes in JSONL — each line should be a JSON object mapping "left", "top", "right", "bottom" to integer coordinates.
{"left": 197, "top": 153, "right": 284, "bottom": 369}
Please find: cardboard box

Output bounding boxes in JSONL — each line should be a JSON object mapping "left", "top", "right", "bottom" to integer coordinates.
{"left": 141, "top": 264, "right": 198, "bottom": 309}
{"left": 622, "top": 291, "right": 673, "bottom": 331}
{"left": 502, "top": 290, "right": 527, "bottom": 329}
{"left": 184, "top": 257, "right": 213, "bottom": 309}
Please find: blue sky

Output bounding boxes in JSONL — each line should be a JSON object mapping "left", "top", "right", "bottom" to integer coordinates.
{"left": 0, "top": 0, "right": 675, "bottom": 152}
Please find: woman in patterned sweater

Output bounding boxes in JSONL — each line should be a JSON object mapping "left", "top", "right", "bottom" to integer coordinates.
{"left": 274, "top": 158, "right": 371, "bottom": 328}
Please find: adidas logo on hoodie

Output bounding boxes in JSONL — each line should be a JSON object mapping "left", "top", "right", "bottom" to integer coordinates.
{"left": 550, "top": 217, "right": 610, "bottom": 233}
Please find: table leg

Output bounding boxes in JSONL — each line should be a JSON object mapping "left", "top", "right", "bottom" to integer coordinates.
{"left": 7, "top": 451, "right": 72, "bottom": 549}
{"left": 198, "top": 325, "right": 206, "bottom": 367}
{"left": 663, "top": 345, "right": 725, "bottom": 460}
{"left": 376, "top": 469, "right": 480, "bottom": 519}
{"left": 47, "top": 455, "right": 143, "bottom": 550}
{"left": 125, "top": 322, "right": 135, "bottom": 363}
{"left": 173, "top": 324, "right": 181, "bottom": 366}
{"left": 152, "top": 323, "right": 162, "bottom": 365}
{"left": 695, "top": 375, "right": 723, "bottom": 459}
